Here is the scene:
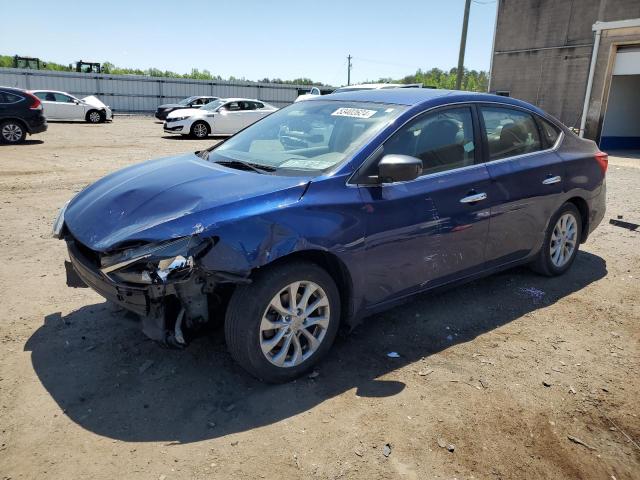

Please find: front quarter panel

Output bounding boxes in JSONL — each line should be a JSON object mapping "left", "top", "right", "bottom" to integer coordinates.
{"left": 199, "top": 174, "right": 366, "bottom": 301}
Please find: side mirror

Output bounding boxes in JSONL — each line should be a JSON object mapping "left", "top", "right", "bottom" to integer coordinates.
{"left": 378, "top": 154, "right": 423, "bottom": 183}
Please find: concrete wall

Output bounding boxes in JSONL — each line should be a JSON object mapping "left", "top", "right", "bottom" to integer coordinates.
{"left": 490, "top": 0, "right": 640, "bottom": 138}
{"left": 0, "top": 68, "right": 317, "bottom": 112}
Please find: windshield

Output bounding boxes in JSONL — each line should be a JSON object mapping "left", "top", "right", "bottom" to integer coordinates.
{"left": 178, "top": 96, "right": 198, "bottom": 106}
{"left": 208, "top": 100, "right": 406, "bottom": 175}
{"left": 202, "top": 99, "right": 226, "bottom": 111}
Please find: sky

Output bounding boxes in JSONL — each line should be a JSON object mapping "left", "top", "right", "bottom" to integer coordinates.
{"left": 0, "top": 0, "right": 498, "bottom": 86}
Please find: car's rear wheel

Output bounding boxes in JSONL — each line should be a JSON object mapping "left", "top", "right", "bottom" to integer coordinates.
{"left": 225, "top": 261, "right": 341, "bottom": 383}
{"left": 190, "top": 121, "right": 209, "bottom": 138}
{"left": 531, "top": 203, "right": 582, "bottom": 276}
{"left": 0, "top": 120, "right": 26, "bottom": 144}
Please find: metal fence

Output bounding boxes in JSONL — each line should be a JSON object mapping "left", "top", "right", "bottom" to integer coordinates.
{"left": 0, "top": 67, "right": 314, "bottom": 112}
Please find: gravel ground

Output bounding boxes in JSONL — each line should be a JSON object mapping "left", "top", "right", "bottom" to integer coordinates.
{"left": 0, "top": 118, "right": 638, "bottom": 479}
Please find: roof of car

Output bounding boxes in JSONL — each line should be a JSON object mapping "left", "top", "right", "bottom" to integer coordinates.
{"left": 220, "top": 98, "right": 271, "bottom": 103}
{"left": 30, "top": 89, "right": 69, "bottom": 94}
{"left": 310, "top": 88, "right": 537, "bottom": 111}
{"left": 0, "top": 86, "right": 26, "bottom": 93}
{"left": 336, "top": 83, "right": 407, "bottom": 90}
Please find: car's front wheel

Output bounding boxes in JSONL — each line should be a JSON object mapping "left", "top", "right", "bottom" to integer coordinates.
{"left": 0, "top": 120, "right": 26, "bottom": 144}
{"left": 86, "top": 110, "right": 104, "bottom": 124}
{"left": 225, "top": 261, "right": 341, "bottom": 383}
{"left": 531, "top": 202, "right": 582, "bottom": 276}
{"left": 190, "top": 121, "right": 209, "bottom": 138}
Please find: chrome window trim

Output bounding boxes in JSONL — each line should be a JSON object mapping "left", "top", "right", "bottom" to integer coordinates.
{"left": 347, "top": 100, "right": 565, "bottom": 187}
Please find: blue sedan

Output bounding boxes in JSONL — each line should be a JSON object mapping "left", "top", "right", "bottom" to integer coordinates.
{"left": 55, "top": 88, "right": 607, "bottom": 382}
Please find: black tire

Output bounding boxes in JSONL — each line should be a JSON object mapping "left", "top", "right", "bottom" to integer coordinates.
{"left": 225, "top": 260, "right": 341, "bottom": 383}
{"left": 190, "top": 121, "right": 210, "bottom": 139}
{"left": 86, "top": 110, "right": 104, "bottom": 124}
{"left": 0, "top": 120, "right": 27, "bottom": 144}
{"left": 531, "top": 202, "right": 582, "bottom": 277}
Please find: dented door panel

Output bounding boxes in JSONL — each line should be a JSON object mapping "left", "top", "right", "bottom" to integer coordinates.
{"left": 358, "top": 164, "right": 492, "bottom": 307}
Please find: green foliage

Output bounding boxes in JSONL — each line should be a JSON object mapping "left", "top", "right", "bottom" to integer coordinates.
{"left": 1, "top": 54, "right": 487, "bottom": 91}
{"left": 393, "top": 67, "right": 488, "bottom": 92}
{"left": 0, "top": 55, "right": 13, "bottom": 68}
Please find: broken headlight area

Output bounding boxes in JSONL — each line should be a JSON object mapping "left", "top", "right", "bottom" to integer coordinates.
{"left": 68, "top": 235, "right": 222, "bottom": 349}
{"left": 100, "top": 236, "right": 210, "bottom": 284}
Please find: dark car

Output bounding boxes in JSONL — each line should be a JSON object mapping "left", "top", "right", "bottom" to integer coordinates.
{"left": 0, "top": 86, "right": 47, "bottom": 144}
{"left": 54, "top": 89, "right": 607, "bottom": 383}
{"left": 155, "top": 96, "right": 219, "bottom": 120}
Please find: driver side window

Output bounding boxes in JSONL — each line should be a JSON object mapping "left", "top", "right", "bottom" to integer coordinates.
{"left": 384, "top": 107, "right": 476, "bottom": 176}
{"left": 224, "top": 102, "right": 241, "bottom": 111}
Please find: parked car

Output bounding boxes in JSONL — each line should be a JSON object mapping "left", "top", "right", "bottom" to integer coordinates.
{"left": 54, "top": 89, "right": 607, "bottom": 383}
{"left": 0, "top": 86, "right": 47, "bottom": 144}
{"left": 155, "top": 96, "right": 219, "bottom": 120}
{"left": 294, "top": 86, "right": 323, "bottom": 103}
{"left": 295, "top": 83, "right": 423, "bottom": 102}
{"left": 31, "top": 90, "right": 112, "bottom": 123}
{"left": 163, "top": 98, "right": 277, "bottom": 138}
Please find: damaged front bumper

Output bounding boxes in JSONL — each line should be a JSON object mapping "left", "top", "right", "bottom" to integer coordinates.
{"left": 64, "top": 235, "right": 228, "bottom": 347}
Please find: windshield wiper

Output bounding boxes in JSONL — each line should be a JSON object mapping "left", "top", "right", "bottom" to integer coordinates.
{"left": 214, "top": 159, "right": 276, "bottom": 174}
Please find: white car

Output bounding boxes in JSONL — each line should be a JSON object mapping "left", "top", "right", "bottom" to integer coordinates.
{"left": 294, "top": 83, "right": 424, "bottom": 102}
{"left": 294, "top": 86, "right": 323, "bottom": 103}
{"left": 164, "top": 98, "right": 277, "bottom": 138}
{"left": 31, "top": 90, "right": 113, "bottom": 123}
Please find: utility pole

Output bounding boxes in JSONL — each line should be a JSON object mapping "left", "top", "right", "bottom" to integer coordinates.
{"left": 347, "top": 54, "right": 352, "bottom": 86}
{"left": 456, "top": 0, "right": 472, "bottom": 90}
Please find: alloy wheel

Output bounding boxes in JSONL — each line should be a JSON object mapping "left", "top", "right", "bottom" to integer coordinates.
{"left": 193, "top": 123, "right": 208, "bottom": 138}
{"left": 550, "top": 213, "right": 577, "bottom": 268}
{"left": 259, "top": 281, "right": 330, "bottom": 368}
{"left": 2, "top": 123, "right": 23, "bottom": 142}
{"left": 88, "top": 111, "right": 101, "bottom": 123}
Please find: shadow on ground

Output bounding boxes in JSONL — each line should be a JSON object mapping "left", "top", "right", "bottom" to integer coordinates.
{"left": 1, "top": 139, "right": 44, "bottom": 146}
{"left": 25, "top": 252, "right": 606, "bottom": 444}
{"left": 161, "top": 135, "right": 227, "bottom": 141}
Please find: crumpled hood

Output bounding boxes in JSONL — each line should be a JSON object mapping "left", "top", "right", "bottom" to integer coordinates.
{"left": 82, "top": 95, "right": 109, "bottom": 109}
{"left": 64, "top": 153, "right": 310, "bottom": 251}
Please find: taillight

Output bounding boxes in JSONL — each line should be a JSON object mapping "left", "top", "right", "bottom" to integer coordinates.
{"left": 25, "top": 92, "right": 42, "bottom": 110}
{"left": 594, "top": 150, "right": 608, "bottom": 174}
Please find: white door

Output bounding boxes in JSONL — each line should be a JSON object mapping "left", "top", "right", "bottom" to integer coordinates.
{"left": 52, "top": 93, "right": 85, "bottom": 120}
{"left": 216, "top": 101, "right": 244, "bottom": 134}
{"left": 35, "top": 91, "right": 63, "bottom": 119}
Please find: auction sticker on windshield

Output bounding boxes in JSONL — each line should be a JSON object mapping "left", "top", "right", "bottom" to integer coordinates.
{"left": 331, "top": 107, "right": 377, "bottom": 119}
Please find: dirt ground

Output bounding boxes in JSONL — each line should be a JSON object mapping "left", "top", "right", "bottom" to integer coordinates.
{"left": 0, "top": 118, "right": 638, "bottom": 480}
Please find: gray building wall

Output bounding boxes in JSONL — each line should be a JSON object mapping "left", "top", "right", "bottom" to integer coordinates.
{"left": 0, "top": 67, "right": 318, "bottom": 112}
{"left": 490, "top": 0, "right": 640, "bottom": 140}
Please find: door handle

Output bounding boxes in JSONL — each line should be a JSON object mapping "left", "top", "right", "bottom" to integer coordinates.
{"left": 542, "top": 175, "right": 561, "bottom": 185}
{"left": 459, "top": 192, "right": 487, "bottom": 204}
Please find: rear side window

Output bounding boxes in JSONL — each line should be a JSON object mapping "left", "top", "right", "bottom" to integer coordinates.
{"left": 538, "top": 117, "right": 561, "bottom": 148}
{"left": 481, "top": 107, "right": 542, "bottom": 161}
{"left": 384, "top": 107, "right": 475, "bottom": 176}
{"left": 0, "top": 92, "right": 23, "bottom": 104}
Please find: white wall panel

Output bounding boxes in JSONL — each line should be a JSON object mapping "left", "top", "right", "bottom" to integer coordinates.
{"left": 0, "top": 68, "right": 315, "bottom": 112}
